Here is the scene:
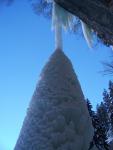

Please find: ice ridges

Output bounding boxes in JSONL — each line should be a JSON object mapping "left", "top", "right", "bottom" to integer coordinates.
{"left": 14, "top": 49, "right": 94, "bottom": 150}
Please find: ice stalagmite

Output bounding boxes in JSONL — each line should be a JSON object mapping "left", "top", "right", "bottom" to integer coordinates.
{"left": 15, "top": 49, "right": 94, "bottom": 150}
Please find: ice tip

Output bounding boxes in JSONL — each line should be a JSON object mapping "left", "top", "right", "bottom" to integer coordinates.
{"left": 55, "top": 48, "right": 63, "bottom": 51}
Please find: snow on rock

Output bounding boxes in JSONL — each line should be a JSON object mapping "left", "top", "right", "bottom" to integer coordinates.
{"left": 14, "top": 49, "right": 94, "bottom": 150}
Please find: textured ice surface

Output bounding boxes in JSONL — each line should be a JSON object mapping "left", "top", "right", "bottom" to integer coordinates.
{"left": 15, "top": 49, "right": 94, "bottom": 150}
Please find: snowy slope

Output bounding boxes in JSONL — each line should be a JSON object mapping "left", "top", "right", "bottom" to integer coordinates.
{"left": 15, "top": 49, "right": 94, "bottom": 150}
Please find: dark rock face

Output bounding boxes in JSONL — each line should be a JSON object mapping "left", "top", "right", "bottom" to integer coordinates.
{"left": 55, "top": 0, "right": 113, "bottom": 46}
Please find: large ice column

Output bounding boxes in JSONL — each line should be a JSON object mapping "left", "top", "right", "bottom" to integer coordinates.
{"left": 51, "top": 1, "right": 73, "bottom": 50}
{"left": 14, "top": 49, "right": 94, "bottom": 150}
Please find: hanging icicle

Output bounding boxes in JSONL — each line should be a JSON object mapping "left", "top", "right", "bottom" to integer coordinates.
{"left": 46, "top": 0, "right": 94, "bottom": 49}
{"left": 81, "top": 21, "right": 94, "bottom": 48}
{"left": 52, "top": 2, "right": 63, "bottom": 50}
{"left": 46, "top": 0, "right": 74, "bottom": 50}
{"left": 54, "top": 22, "right": 62, "bottom": 50}
{"left": 52, "top": 1, "right": 73, "bottom": 30}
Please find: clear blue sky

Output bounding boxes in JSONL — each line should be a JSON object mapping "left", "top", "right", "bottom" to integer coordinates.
{"left": 0, "top": 1, "right": 112, "bottom": 149}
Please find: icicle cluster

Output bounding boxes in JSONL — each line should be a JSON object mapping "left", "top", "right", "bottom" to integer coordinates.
{"left": 46, "top": 0, "right": 94, "bottom": 49}
{"left": 46, "top": 0, "right": 74, "bottom": 50}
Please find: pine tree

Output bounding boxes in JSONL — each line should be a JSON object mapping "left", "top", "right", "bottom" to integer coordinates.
{"left": 103, "top": 81, "right": 113, "bottom": 148}
{"left": 108, "top": 81, "right": 113, "bottom": 132}
{"left": 86, "top": 99, "right": 95, "bottom": 118}
{"left": 86, "top": 99, "right": 97, "bottom": 150}
{"left": 96, "top": 103, "right": 109, "bottom": 150}
{"left": 96, "top": 102, "right": 109, "bottom": 133}
{"left": 103, "top": 89, "right": 110, "bottom": 113}
{"left": 87, "top": 99, "right": 109, "bottom": 150}
{"left": 102, "top": 81, "right": 113, "bottom": 144}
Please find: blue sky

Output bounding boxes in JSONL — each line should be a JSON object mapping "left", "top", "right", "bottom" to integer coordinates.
{"left": 0, "top": 0, "right": 112, "bottom": 149}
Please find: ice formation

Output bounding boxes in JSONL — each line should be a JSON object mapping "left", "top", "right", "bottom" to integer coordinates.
{"left": 15, "top": 49, "right": 94, "bottom": 150}
{"left": 46, "top": 0, "right": 93, "bottom": 49}
{"left": 14, "top": 2, "right": 94, "bottom": 149}
{"left": 81, "top": 21, "right": 93, "bottom": 48}
{"left": 52, "top": 1, "right": 73, "bottom": 49}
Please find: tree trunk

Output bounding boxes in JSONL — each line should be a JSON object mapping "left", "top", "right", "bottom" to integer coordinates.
{"left": 55, "top": 0, "right": 113, "bottom": 46}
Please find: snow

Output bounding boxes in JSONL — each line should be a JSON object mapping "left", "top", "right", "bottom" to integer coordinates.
{"left": 15, "top": 50, "right": 94, "bottom": 150}
{"left": 107, "top": 136, "right": 113, "bottom": 143}
{"left": 107, "top": 133, "right": 113, "bottom": 150}
{"left": 107, "top": 128, "right": 113, "bottom": 145}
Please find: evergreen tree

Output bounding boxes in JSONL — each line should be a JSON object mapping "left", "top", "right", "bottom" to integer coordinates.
{"left": 102, "top": 81, "right": 113, "bottom": 143}
{"left": 87, "top": 99, "right": 109, "bottom": 150}
{"left": 103, "top": 89, "right": 110, "bottom": 113}
{"left": 96, "top": 103, "right": 109, "bottom": 150}
{"left": 102, "top": 87, "right": 112, "bottom": 144}
{"left": 96, "top": 102, "right": 109, "bottom": 133}
{"left": 108, "top": 81, "right": 113, "bottom": 132}
{"left": 86, "top": 99, "right": 95, "bottom": 118}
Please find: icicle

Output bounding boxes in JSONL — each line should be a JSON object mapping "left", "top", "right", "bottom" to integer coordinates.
{"left": 54, "top": 23, "right": 63, "bottom": 50}
{"left": 52, "top": 2, "right": 64, "bottom": 50}
{"left": 52, "top": 2, "right": 73, "bottom": 30}
{"left": 81, "top": 21, "right": 93, "bottom": 48}
{"left": 52, "top": 2, "right": 74, "bottom": 50}
{"left": 46, "top": 0, "right": 73, "bottom": 50}
{"left": 46, "top": 0, "right": 94, "bottom": 49}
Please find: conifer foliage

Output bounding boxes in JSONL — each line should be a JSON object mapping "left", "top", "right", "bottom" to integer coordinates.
{"left": 102, "top": 81, "right": 113, "bottom": 143}
{"left": 87, "top": 81, "right": 113, "bottom": 150}
{"left": 87, "top": 99, "right": 109, "bottom": 150}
